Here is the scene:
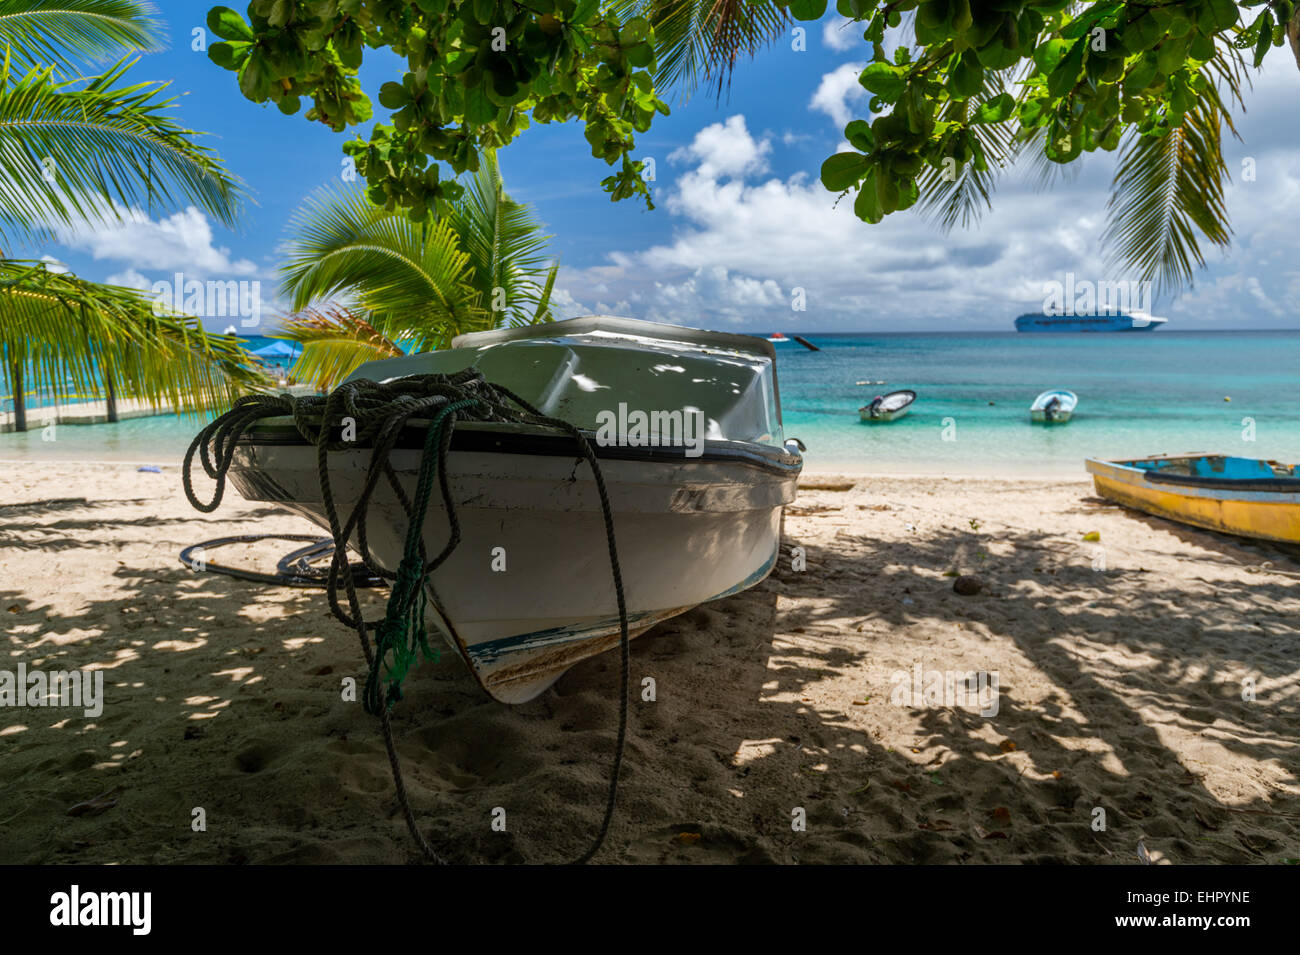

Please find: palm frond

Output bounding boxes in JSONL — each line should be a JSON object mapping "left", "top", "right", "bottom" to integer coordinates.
{"left": 608, "top": 0, "right": 790, "bottom": 100}
{"left": 1102, "top": 97, "right": 1232, "bottom": 296}
{"left": 440, "top": 150, "right": 555, "bottom": 324}
{"left": 0, "top": 0, "right": 163, "bottom": 75}
{"left": 528, "top": 263, "right": 559, "bottom": 325}
{"left": 0, "top": 58, "right": 243, "bottom": 248}
{"left": 916, "top": 67, "right": 1018, "bottom": 231}
{"left": 276, "top": 305, "right": 406, "bottom": 390}
{"left": 0, "top": 258, "right": 259, "bottom": 419}
{"left": 279, "top": 183, "right": 485, "bottom": 338}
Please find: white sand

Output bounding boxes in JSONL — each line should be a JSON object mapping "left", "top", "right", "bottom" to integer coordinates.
{"left": 2, "top": 462, "right": 1298, "bottom": 863}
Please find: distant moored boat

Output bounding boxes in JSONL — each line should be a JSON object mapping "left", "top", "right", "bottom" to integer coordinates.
{"left": 859, "top": 389, "right": 916, "bottom": 422}
{"left": 1030, "top": 389, "right": 1077, "bottom": 423}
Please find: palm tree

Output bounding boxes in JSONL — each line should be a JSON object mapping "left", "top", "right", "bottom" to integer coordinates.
{"left": 1, "top": 260, "right": 259, "bottom": 432}
{"left": 0, "top": 1, "right": 247, "bottom": 430}
{"left": 277, "top": 151, "right": 558, "bottom": 388}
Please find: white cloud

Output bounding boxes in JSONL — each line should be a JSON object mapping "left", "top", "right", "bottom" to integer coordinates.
{"left": 809, "top": 62, "right": 866, "bottom": 128}
{"left": 56, "top": 204, "right": 261, "bottom": 279}
{"left": 555, "top": 72, "right": 1300, "bottom": 331}
{"left": 822, "top": 16, "right": 859, "bottom": 53}
{"left": 668, "top": 115, "right": 770, "bottom": 179}
{"left": 106, "top": 268, "right": 151, "bottom": 290}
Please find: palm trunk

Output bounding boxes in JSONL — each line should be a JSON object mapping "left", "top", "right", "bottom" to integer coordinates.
{"left": 8, "top": 357, "right": 26, "bottom": 433}
{"left": 105, "top": 377, "right": 118, "bottom": 423}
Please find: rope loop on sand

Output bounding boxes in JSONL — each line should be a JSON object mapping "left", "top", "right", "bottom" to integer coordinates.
{"left": 183, "top": 370, "right": 630, "bottom": 865}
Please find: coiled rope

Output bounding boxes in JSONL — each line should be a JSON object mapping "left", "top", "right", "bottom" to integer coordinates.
{"left": 183, "top": 369, "right": 629, "bottom": 864}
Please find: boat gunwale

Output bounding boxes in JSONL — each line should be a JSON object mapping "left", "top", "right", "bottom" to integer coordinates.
{"left": 234, "top": 419, "right": 804, "bottom": 476}
{"left": 1085, "top": 456, "right": 1300, "bottom": 497}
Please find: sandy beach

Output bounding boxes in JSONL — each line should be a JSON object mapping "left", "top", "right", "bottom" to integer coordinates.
{"left": 2, "top": 461, "right": 1297, "bottom": 864}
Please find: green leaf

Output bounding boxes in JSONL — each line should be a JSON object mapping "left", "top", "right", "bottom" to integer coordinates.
{"left": 820, "top": 151, "right": 870, "bottom": 191}
{"left": 620, "top": 16, "right": 651, "bottom": 45}
{"left": 788, "top": 0, "right": 828, "bottom": 21}
{"left": 970, "top": 92, "right": 1014, "bottom": 125}
{"left": 208, "top": 40, "right": 249, "bottom": 70}
{"left": 207, "top": 7, "right": 255, "bottom": 42}
{"left": 378, "top": 81, "right": 410, "bottom": 109}
{"left": 844, "top": 119, "right": 875, "bottom": 153}
{"left": 1047, "top": 40, "right": 1085, "bottom": 98}
{"left": 853, "top": 170, "right": 883, "bottom": 223}
{"left": 859, "top": 62, "right": 905, "bottom": 101}
{"left": 465, "top": 84, "right": 497, "bottom": 125}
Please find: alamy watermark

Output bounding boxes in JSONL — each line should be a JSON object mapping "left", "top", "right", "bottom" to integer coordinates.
{"left": 1041, "top": 274, "right": 1152, "bottom": 316}
{"left": 0, "top": 664, "right": 103, "bottom": 718}
{"left": 151, "top": 271, "right": 261, "bottom": 328}
{"left": 594, "top": 403, "right": 706, "bottom": 457}
{"left": 890, "top": 664, "right": 999, "bottom": 717}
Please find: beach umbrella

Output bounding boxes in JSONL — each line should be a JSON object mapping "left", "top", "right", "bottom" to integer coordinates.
{"left": 252, "top": 340, "right": 302, "bottom": 360}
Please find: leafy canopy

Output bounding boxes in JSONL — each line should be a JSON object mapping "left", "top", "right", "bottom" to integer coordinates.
{"left": 802, "top": 0, "right": 1295, "bottom": 292}
{"left": 205, "top": 0, "right": 670, "bottom": 220}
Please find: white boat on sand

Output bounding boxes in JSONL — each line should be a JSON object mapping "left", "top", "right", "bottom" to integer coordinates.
{"left": 219, "top": 316, "right": 802, "bottom": 704}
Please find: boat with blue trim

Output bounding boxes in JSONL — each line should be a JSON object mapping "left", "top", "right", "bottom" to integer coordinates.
{"left": 1015, "top": 312, "right": 1168, "bottom": 332}
{"left": 1085, "top": 454, "right": 1300, "bottom": 544}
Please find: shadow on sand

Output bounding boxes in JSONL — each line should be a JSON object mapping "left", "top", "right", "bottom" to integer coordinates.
{"left": 1, "top": 490, "right": 1298, "bottom": 864}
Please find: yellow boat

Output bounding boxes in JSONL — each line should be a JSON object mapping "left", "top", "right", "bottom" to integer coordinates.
{"left": 1085, "top": 454, "right": 1300, "bottom": 544}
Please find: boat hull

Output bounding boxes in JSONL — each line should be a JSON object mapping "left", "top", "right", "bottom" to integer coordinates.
{"left": 859, "top": 406, "right": 910, "bottom": 423}
{"left": 1086, "top": 456, "right": 1300, "bottom": 544}
{"left": 1030, "top": 409, "right": 1073, "bottom": 424}
{"left": 230, "top": 432, "right": 800, "bottom": 703}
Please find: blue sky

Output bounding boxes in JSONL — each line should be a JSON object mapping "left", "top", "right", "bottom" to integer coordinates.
{"left": 36, "top": 8, "right": 1300, "bottom": 332}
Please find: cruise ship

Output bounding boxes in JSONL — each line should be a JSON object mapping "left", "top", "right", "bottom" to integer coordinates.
{"left": 1014, "top": 312, "right": 1168, "bottom": 333}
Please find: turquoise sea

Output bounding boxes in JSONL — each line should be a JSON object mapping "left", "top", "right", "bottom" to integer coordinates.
{"left": 3, "top": 331, "right": 1299, "bottom": 475}
{"left": 777, "top": 330, "right": 1300, "bottom": 474}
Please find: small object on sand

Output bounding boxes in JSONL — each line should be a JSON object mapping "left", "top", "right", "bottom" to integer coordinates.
{"left": 953, "top": 574, "right": 982, "bottom": 596}
{"left": 1137, "top": 840, "right": 1153, "bottom": 865}
{"left": 137, "top": 465, "right": 162, "bottom": 473}
{"left": 673, "top": 832, "right": 702, "bottom": 846}
{"left": 1081, "top": 531, "right": 1100, "bottom": 542}
{"left": 901, "top": 596, "right": 915, "bottom": 606}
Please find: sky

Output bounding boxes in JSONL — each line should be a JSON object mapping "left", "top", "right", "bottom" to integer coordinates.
{"left": 33, "top": 6, "right": 1300, "bottom": 333}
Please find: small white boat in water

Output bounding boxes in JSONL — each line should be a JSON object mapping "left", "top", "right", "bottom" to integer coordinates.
{"left": 1030, "top": 389, "right": 1077, "bottom": 424}
{"left": 224, "top": 316, "right": 802, "bottom": 704}
{"left": 859, "top": 389, "right": 916, "bottom": 422}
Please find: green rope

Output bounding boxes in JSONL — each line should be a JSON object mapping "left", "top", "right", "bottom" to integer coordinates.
{"left": 183, "top": 371, "right": 630, "bottom": 865}
{"left": 364, "top": 398, "right": 477, "bottom": 715}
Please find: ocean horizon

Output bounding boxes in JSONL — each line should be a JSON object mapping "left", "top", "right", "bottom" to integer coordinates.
{"left": 4, "top": 329, "right": 1299, "bottom": 475}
